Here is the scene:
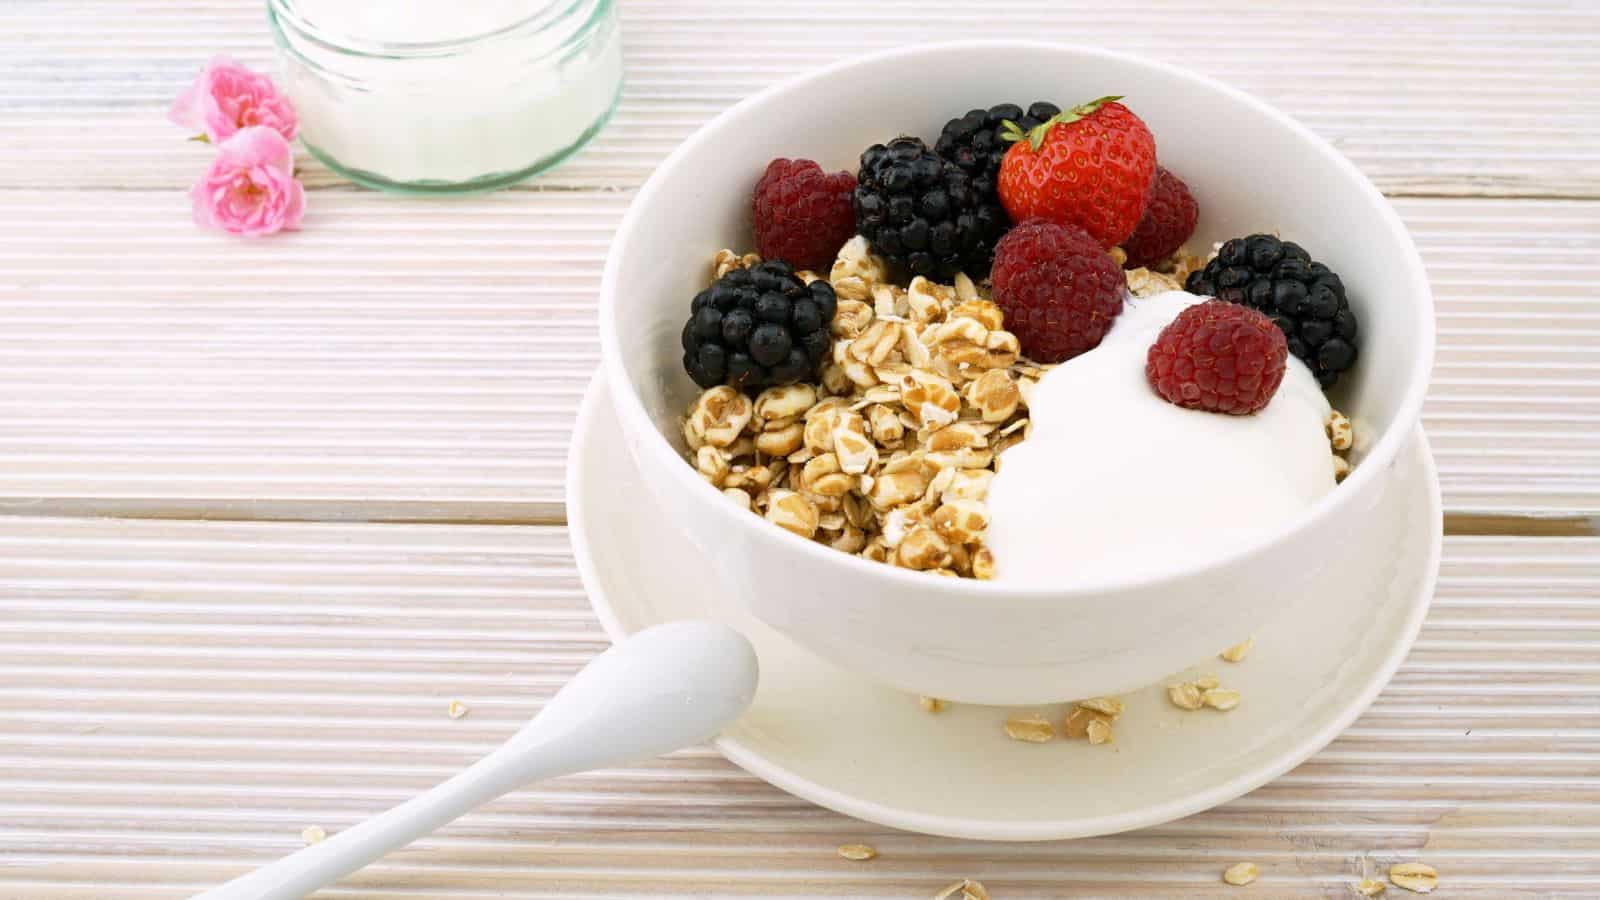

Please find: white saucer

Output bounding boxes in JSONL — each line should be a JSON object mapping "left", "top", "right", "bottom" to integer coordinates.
{"left": 567, "top": 373, "right": 1442, "bottom": 841}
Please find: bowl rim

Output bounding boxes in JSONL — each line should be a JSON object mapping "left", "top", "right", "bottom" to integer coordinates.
{"left": 599, "top": 38, "right": 1436, "bottom": 600}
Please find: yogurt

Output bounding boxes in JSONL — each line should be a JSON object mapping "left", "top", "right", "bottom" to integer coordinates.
{"left": 985, "top": 290, "right": 1335, "bottom": 585}
{"left": 295, "top": 0, "right": 552, "bottom": 44}
{"left": 273, "top": 0, "right": 623, "bottom": 189}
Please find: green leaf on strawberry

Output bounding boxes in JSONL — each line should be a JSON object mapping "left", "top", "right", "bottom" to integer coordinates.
{"left": 999, "top": 95, "right": 1124, "bottom": 150}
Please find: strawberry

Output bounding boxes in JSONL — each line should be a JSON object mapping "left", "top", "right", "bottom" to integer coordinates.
{"left": 996, "top": 96, "right": 1157, "bottom": 249}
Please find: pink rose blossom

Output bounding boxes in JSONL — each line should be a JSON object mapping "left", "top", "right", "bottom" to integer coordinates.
{"left": 190, "top": 127, "right": 306, "bottom": 237}
{"left": 169, "top": 56, "right": 298, "bottom": 143}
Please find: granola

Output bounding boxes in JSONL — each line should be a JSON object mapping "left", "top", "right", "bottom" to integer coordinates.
{"left": 1003, "top": 713, "right": 1056, "bottom": 743}
{"left": 1169, "top": 674, "right": 1241, "bottom": 713}
{"left": 1223, "top": 862, "right": 1260, "bottom": 886}
{"left": 1219, "top": 637, "right": 1255, "bottom": 663}
{"left": 1085, "top": 718, "right": 1114, "bottom": 745}
{"left": 933, "top": 879, "right": 990, "bottom": 900}
{"left": 682, "top": 238, "right": 1033, "bottom": 578}
{"left": 1057, "top": 695, "right": 1125, "bottom": 745}
{"left": 1387, "top": 863, "right": 1438, "bottom": 894}
{"left": 1062, "top": 704, "right": 1113, "bottom": 739}
{"left": 837, "top": 843, "right": 877, "bottom": 862}
{"left": 1167, "top": 682, "right": 1204, "bottom": 711}
{"left": 1327, "top": 409, "right": 1355, "bottom": 482}
{"left": 1201, "top": 688, "right": 1242, "bottom": 711}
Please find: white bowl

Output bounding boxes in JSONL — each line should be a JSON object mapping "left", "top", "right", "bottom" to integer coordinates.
{"left": 598, "top": 41, "right": 1435, "bottom": 706}
{"left": 569, "top": 373, "right": 1442, "bottom": 840}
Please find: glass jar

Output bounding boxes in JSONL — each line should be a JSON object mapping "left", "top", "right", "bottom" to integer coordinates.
{"left": 267, "top": 0, "right": 622, "bottom": 193}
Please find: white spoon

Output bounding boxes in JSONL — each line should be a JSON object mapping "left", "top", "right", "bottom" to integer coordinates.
{"left": 194, "top": 621, "right": 759, "bottom": 900}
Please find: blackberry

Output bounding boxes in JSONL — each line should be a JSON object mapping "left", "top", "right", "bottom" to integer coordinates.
{"left": 1185, "top": 234, "right": 1359, "bottom": 388}
{"left": 681, "top": 260, "right": 836, "bottom": 394}
{"left": 853, "top": 136, "right": 1006, "bottom": 280}
{"left": 934, "top": 101, "right": 1061, "bottom": 205}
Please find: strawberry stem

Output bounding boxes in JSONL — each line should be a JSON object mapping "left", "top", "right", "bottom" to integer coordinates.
{"left": 998, "top": 119, "right": 1028, "bottom": 145}
{"left": 998, "top": 95, "right": 1125, "bottom": 151}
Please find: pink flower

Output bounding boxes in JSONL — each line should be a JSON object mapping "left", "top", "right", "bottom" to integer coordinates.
{"left": 190, "top": 127, "right": 306, "bottom": 237}
{"left": 169, "top": 56, "right": 297, "bottom": 143}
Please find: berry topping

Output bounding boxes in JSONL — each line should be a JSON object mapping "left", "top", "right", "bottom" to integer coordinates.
{"left": 853, "top": 136, "right": 1007, "bottom": 280}
{"left": 1184, "top": 234, "right": 1358, "bottom": 387}
{"left": 751, "top": 158, "right": 857, "bottom": 271}
{"left": 682, "top": 260, "right": 836, "bottom": 393}
{"left": 1121, "top": 166, "right": 1198, "bottom": 269}
{"left": 935, "top": 101, "right": 1061, "bottom": 208}
{"left": 990, "top": 219, "right": 1126, "bottom": 363}
{"left": 996, "top": 96, "right": 1157, "bottom": 249}
{"left": 1146, "top": 300, "right": 1288, "bottom": 415}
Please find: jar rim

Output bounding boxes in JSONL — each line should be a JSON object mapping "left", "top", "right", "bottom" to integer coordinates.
{"left": 268, "top": 0, "right": 606, "bottom": 58}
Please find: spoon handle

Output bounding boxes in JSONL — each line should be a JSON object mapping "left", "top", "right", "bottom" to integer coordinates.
{"left": 194, "top": 740, "right": 564, "bottom": 900}
{"left": 191, "top": 622, "right": 758, "bottom": 900}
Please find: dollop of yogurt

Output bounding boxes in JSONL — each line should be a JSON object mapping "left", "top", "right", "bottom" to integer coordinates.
{"left": 985, "top": 290, "right": 1334, "bottom": 585}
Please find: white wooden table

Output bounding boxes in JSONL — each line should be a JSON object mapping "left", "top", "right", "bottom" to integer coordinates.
{"left": 3, "top": 1, "right": 1598, "bottom": 897}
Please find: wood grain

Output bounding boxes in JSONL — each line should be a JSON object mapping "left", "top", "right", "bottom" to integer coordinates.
{"left": 3, "top": 1, "right": 1599, "bottom": 897}
{"left": 0, "top": 192, "right": 1595, "bottom": 522}
{"left": 6, "top": 1, "right": 1600, "bottom": 197}
{"left": 0, "top": 517, "right": 1596, "bottom": 898}
{"left": 2, "top": 1, "right": 1598, "bottom": 523}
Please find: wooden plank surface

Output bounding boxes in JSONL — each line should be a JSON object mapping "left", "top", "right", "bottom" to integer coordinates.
{"left": 7, "top": 1, "right": 1600, "bottom": 197}
{"left": 0, "top": 517, "right": 1597, "bottom": 898}
{"left": 0, "top": 0, "right": 1597, "bottom": 523}
{"left": 1, "top": 191, "right": 1595, "bottom": 522}
{"left": 3, "top": 0, "right": 1599, "bottom": 897}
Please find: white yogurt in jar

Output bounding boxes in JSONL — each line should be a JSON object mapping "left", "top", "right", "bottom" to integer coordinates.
{"left": 985, "top": 290, "right": 1336, "bottom": 586}
{"left": 272, "top": 0, "right": 623, "bottom": 189}
{"left": 298, "top": 0, "right": 552, "bottom": 44}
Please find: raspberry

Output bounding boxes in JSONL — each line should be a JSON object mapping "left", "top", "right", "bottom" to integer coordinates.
{"left": 1122, "top": 166, "right": 1198, "bottom": 269}
{"left": 1146, "top": 300, "right": 1288, "bottom": 415}
{"left": 751, "top": 158, "right": 856, "bottom": 271}
{"left": 990, "top": 219, "right": 1125, "bottom": 363}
